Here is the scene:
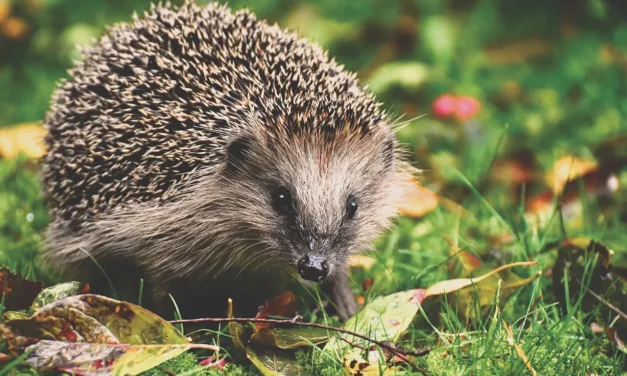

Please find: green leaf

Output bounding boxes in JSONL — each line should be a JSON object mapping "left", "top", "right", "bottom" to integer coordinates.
{"left": 250, "top": 327, "right": 330, "bottom": 349}
{"left": 228, "top": 321, "right": 249, "bottom": 358}
{"left": 246, "top": 346, "right": 311, "bottom": 376}
{"left": 29, "top": 281, "right": 88, "bottom": 312}
{"left": 323, "top": 289, "right": 424, "bottom": 355}
{"left": 1, "top": 311, "right": 30, "bottom": 321}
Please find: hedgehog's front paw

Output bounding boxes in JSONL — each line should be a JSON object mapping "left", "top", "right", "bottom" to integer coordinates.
{"left": 324, "top": 272, "right": 357, "bottom": 322}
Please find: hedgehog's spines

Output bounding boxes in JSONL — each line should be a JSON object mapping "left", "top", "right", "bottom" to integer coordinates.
{"left": 42, "top": 1, "right": 392, "bottom": 230}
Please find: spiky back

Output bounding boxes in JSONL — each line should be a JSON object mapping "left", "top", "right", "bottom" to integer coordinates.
{"left": 42, "top": 1, "right": 385, "bottom": 231}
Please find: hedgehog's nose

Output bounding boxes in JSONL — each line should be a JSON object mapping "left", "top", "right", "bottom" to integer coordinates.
{"left": 297, "top": 255, "right": 328, "bottom": 282}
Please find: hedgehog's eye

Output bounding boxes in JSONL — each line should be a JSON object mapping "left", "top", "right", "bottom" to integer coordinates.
{"left": 272, "top": 186, "right": 294, "bottom": 215}
{"left": 346, "top": 196, "right": 358, "bottom": 219}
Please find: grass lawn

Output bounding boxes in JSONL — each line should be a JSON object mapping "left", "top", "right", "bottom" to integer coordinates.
{"left": 1, "top": 0, "right": 627, "bottom": 375}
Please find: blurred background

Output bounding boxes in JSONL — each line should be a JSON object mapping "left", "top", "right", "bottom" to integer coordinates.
{"left": 1, "top": 0, "right": 627, "bottom": 280}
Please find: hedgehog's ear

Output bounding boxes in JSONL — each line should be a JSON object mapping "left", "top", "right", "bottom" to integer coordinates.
{"left": 226, "top": 135, "right": 253, "bottom": 173}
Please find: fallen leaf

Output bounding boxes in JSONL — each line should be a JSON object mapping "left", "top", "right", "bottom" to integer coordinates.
{"left": 0, "top": 1, "right": 10, "bottom": 23}
{"left": 247, "top": 346, "right": 312, "bottom": 376}
{"left": 1, "top": 16, "right": 28, "bottom": 39}
{"left": 605, "top": 328, "right": 626, "bottom": 354}
{"left": 342, "top": 348, "right": 402, "bottom": 375}
{"left": 348, "top": 255, "right": 376, "bottom": 270}
{"left": 1, "top": 294, "right": 187, "bottom": 357}
{"left": 0, "top": 267, "right": 44, "bottom": 311}
{"left": 362, "top": 278, "right": 375, "bottom": 292}
{"left": 324, "top": 289, "right": 424, "bottom": 354}
{"left": 30, "top": 281, "right": 89, "bottom": 312}
{"left": 228, "top": 321, "right": 248, "bottom": 358}
{"left": 251, "top": 327, "right": 330, "bottom": 349}
{"left": 547, "top": 156, "right": 597, "bottom": 194}
{"left": 398, "top": 182, "right": 438, "bottom": 218}
{"left": 425, "top": 261, "right": 537, "bottom": 297}
{"left": 2, "top": 311, "right": 31, "bottom": 321}
{"left": 25, "top": 340, "right": 217, "bottom": 376}
{"left": 255, "top": 291, "right": 297, "bottom": 330}
{"left": 0, "top": 123, "right": 47, "bottom": 160}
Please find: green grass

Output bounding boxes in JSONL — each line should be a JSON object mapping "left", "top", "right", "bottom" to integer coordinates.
{"left": 1, "top": 0, "right": 627, "bottom": 374}
{"left": 1, "top": 149, "right": 625, "bottom": 375}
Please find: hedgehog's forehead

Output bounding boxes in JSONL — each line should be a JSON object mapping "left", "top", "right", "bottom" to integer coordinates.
{"left": 257, "top": 129, "right": 389, "bottom": 193}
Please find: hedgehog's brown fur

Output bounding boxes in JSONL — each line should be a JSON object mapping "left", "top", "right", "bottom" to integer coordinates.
{"left": 41, "top": 1, "right": 413, "bottom": 320}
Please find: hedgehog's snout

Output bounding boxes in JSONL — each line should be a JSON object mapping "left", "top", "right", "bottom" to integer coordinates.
{"left": 297, "top": 255, "right": 329, "bottom": 282}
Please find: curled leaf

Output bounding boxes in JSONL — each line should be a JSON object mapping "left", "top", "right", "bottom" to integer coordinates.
{"left": 1, "top": 294, "right": 187, "bottom": 357}
{"left": 425, "top": 261, "right": 538, "bottom": 297}
{"left": 30, "top": 281, "right": 89, "bottom": 312}
{"left": 25, "top": 340, "right": 217, "bottom": 376}
{"left": 255, "top": 291, "right": 297, "bottom": 330}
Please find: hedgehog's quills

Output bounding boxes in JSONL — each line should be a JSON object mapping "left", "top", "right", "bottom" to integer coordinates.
{"left": 40, "top": 1, "right": 414, "bottom": 321}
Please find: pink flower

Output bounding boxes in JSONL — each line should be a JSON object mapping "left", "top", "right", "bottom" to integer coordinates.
{"left": 199, "top": 356, "right": 228, "bottom": 369}
{"left": 454, "top": 96, "right": 481, "bottom": 121}
{"left": 432, "top": 94, "right": 457, "bottom": 118}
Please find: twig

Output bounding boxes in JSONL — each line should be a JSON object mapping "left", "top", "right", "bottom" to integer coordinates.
{"left": 170, "top": 317, "right": 430, "bottom": 374}
{"left": 340, "top": 337, "right": 367, "bottom": 350}
{"left": 578, "top": 281, "right": 627, "bottom": 321}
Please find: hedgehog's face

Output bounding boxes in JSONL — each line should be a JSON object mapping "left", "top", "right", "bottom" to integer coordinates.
{"left": 222, "top": 129, "right": 403, "bottom": 283}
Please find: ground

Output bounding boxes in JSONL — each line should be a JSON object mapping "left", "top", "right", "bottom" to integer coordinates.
{"left": 0, "top": 0, "right": 626, "bottom": 375}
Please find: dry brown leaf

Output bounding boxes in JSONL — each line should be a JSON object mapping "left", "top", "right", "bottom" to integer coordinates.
{"left": 502, "top": 320, "right": 536, "bottom": 376}
{"left": 398, "top": 182, "right": 438, "bottom": 218}
{"left": 547, "top": 155, "right": 597, "bottom": 194}
{"left": 0, "top": 123, "right": 47, "bottom": 160}
{"left": 1, "top": 16, "right": 28, "bottom": 39}
{"left": 254, "top": 291, "right": 297, "bottom": 330}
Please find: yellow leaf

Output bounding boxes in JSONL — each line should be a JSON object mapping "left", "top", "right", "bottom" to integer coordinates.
{"left": 342, "top": 348, "right": 401, "bottom": 375}
{"left": 1, "top": 16, "right": 28, "bottom": 39}
{"left": 0, "top": 0, "right": 10, "bottom": 24}
{"left": 424, "top": 261, "right": 537, "bottom": 298}
{"left": 0, "top": 122, "right": 46, "bottom": 160}
{"left": 347, "top": 255, "right": 376, "bottom": 270}
{"left": 547, "top": 155, "right": 597, "bottom": 194}
{"left": 398, "top": 182, "right": 438, "bottom": 218}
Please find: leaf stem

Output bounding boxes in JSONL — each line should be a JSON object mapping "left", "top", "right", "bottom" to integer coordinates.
{"left": 170, "top": 316, "right": 430, "bottom": 375}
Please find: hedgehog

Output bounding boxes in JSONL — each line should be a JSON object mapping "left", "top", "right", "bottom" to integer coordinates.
{"left": 40, "top": 1, "right": 414, "bottom": 321}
